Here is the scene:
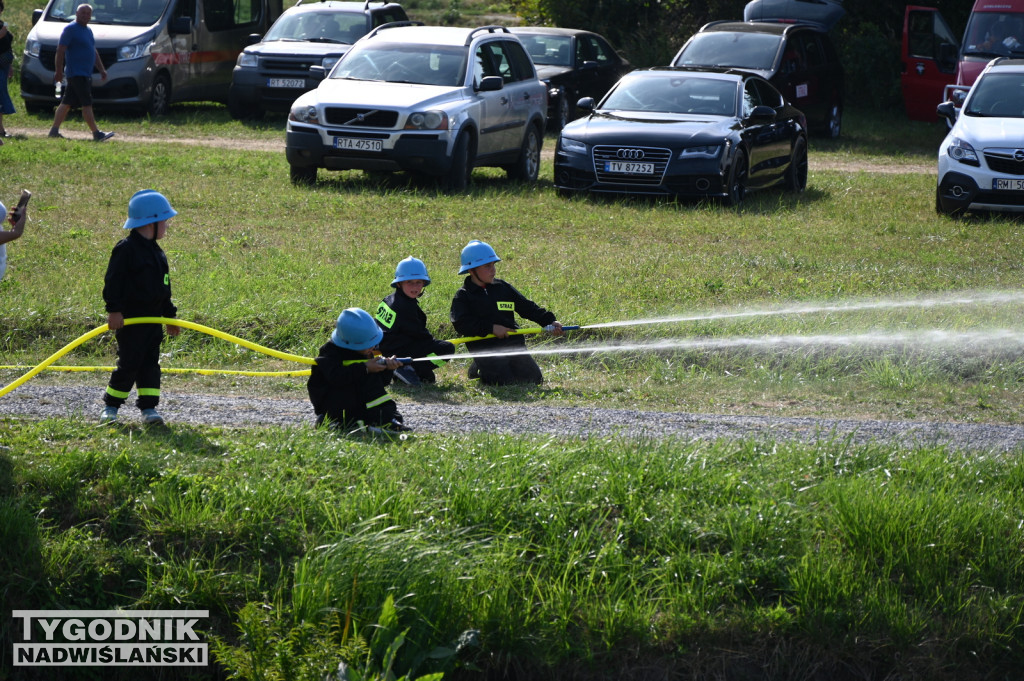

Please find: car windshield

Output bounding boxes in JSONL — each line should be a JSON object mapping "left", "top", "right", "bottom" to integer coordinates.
{"left": 964, "top": 72, "right": 1024, "bottom": 117}
{"left": 265, "top": 11, "right": 365, "bottom": 43}
{"left": 963, "top": 12, "right": 1024, "bottom": 57}
{"left": 46, "top": 0, "right": 168, "bottom": 26}
{"left": 332, "top": 42, "right": 468, "bottom": 86}
{"left": 673, "top": 32, "right": 781, "bottom": 70}
{"left": 518, "top": 34, "right": 572, "bottom": 66}
{"left": 601, "top": 75, "right": 737, "bottom": 116}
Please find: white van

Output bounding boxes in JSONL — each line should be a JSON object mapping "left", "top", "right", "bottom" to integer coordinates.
{"left": 21, "top": 0, "right": 284, "bottom": 115}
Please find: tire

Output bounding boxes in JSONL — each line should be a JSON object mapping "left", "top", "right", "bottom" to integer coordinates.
{"left": 290, "top": 164, "right": 317, "bottom": 186}
{"left": 825, "top": 99, "right": 842, "bottom": 139}
{"left": 506, "top": 124, "right": 541, "bottom": 182}
{"left": 785, "top": 137, "right": 808, "bottom": 193}
{"left": 443, "top": 131, "right": 473, "bottom": 193}
{"left": 148, "top": 74, "right": 171, "bottom": 117}
{"left": 228, "top": 91, "right": 264, "bottom": 121}
{"left": 552, "top": 90, "right": 570, "bottom": 132}
{"left": 725, "top": 149, "right": 747, "bottom": 206}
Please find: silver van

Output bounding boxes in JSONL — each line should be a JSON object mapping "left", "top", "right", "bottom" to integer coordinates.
{"left": 21, "top": 0, "right": 284, "bottom": 115}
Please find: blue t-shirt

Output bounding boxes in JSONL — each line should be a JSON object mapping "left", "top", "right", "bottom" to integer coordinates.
{"left": 58, "top": 21, "right": 96, "bottom": 78}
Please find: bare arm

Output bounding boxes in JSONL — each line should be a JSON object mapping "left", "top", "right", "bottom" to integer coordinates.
{"left": 94, "top": 50, "right": 107, "bottom": 80}
{"left": 0, "top": 207, "right": 26, "bottom": 245}
{"left": 54, "top": 45, "right": 66, "bottom": 82}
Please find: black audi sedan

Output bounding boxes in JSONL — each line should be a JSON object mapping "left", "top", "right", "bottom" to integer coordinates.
{"left": 509, "top": 27, "right": 631, "bottom": 130}
{"left": 553, "top": 67, "right": 808, "bottom": 204}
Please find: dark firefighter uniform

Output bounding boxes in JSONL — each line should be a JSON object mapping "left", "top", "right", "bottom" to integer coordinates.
{"left": 450, "top": 276, "right": 556, "bottom": 385}
{"left": 101, "top": 229, "right": 176, "bottom": 410}
{"left": 307, "top": 340, "right": 402, "bottom": 430}
{"left": 374, "top": 289, "right": 455, "bottom": 384}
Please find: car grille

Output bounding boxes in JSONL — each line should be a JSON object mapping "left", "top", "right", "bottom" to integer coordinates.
{"left": 324, "top": 107, "right": 398, "bottom": 128}
{"left": 984, "top": 148, "right": 1024, "bottom": 176}
{"left": 263, "top": 58, "right": 321, "bottom": 73}
{"left": 39, "top": 46, "right": 117, "bottom": 71}
{"left": 592, "top": 146, "right": 671, "bottom": 186}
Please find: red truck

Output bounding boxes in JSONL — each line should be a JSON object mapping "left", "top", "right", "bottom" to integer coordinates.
{"left": 901, "top": 0, "right": 1024, "bottom": 120}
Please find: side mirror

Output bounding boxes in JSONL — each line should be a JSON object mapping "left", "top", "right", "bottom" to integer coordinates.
{"left": 576, "top": 96, "right": 595, "bottom": 111}
{"left": 477, "top": 75, "right": 503, "bottom": 92}
{"left": 169, "top": 16, "right": 192, "bottom": 35}
{"left": 246, "top": 33, "right": 262, "bottom": 46}
{"left": 749, "top": 104, "right": 776, "bottom": 121}
{"left": 31, "top": 8, "right": 42, "bottom": 25}
{"left": 309, "top": 64, "right": 326, "bottom": 81}
{"left": 936, "top": 100, "right": 958, "bottom": 121}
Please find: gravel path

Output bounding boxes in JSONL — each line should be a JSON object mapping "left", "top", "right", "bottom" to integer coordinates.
{"left": 3, "top": 384, "right": 1023, "bottom": 452}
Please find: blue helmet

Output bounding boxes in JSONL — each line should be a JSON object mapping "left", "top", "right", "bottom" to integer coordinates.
{"left": 123, "top": 190, "right": 177, "bottom": 230}
{"left": 330, "top": 308, "right": 383, "bottom": 350}
{"left": 391, "top": 256, "right": 431, "bottom": 288}
{"left": 459, "top": 240, "right": 500, "bottom": 275}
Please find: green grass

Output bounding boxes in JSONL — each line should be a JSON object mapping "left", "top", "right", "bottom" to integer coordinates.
{"left": 3, "top": 419, "right": 1024, "bottom": 680}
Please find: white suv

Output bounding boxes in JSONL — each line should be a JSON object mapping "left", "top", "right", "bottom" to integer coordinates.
{"left": 286, "top": 24, "right": 547, "bottom": 191}
{"left": 937, "top": 57, "right": 1024, "bottom": 216}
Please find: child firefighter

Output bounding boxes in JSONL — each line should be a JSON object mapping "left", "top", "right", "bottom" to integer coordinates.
{"left": 100, "top": 190, "right": 180, "bottom": 425}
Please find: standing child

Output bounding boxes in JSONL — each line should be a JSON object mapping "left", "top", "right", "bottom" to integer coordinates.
{"left": 100, "top": 190, "right": 179, "bottom": 425}
{"left": 449, "top": 240, "right": 563, "bottom": 386}
{"left": 375, "top": 256, "right": 456, "bottom": 386}
{"left": 308, "top": 307, "right": 411, "bottom": 434}
{"left": 0, "top": 194, "right": 28, "bottom": 281}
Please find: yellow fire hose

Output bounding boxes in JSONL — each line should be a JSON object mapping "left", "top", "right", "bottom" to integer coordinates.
{"left": 0, "top": 319, "right": 571, "bottom": 398}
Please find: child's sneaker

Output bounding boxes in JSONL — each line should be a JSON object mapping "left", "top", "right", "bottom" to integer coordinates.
{"left": 141, "top": 408, "right": 165, "bottom": 425}
{"left": 99, "top": 406, "right": 119, "bottom": 424}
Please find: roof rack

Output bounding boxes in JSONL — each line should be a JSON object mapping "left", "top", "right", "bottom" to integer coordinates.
{"left": 464, "top": 25, "right": 510, "bottom": 46}
{"left": 363, "top": 19, "right": 424, "bottom": 40}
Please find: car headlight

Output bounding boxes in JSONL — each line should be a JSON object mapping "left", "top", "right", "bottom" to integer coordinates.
{"left": 321, "top": 56, "right": 341, "bottom": 71}
{"left": 947, "top": 137, "right": 979, "bottom": 166}
{"left": 559, "top": 137, "right": 586, "bottom": 154}
{"left": 289, "top": 104, "right": 319, "bottom": 125}
{"left": 237, "top": 52, "right": 258, "bottom": 68}
{"left": 404, "top": 110, "right": 448, "bottom": 130}
{"left": 25, "top": 39, "right": 40, "bottom": 58}
{"left": 118, "top": 41, "right": 152, "bottom": 61}
{"left": 679, "top": 145, "right": 722, "bottom": 159}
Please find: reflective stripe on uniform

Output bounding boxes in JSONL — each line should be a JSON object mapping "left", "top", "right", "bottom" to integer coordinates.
{"left": 138, "top": 388, "right": 161, "bottom": 397}
{"left": 428, "top": 352, "right": 445, "bottom": 367}
{"left": 106, "top": 386, "right": 131, "bottom": 399}
{"left": 365, "top": 394, "right": 393, "bottom": 409}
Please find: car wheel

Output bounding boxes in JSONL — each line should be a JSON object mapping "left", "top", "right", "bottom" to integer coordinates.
{"left": 444, "top": 131, "right": 474, "bottom": 193}
{"left": 725, "top": 149, "right": 748, "bottom": 206}
{"left": 290, "top": 164, "right": 317, "bottom": 186}
{"left": 553, "top": 91, "right": 570, "bottom": 132}
{"left": 825, "top": 99, "right": 842, "bottom": 139}
{"left": 785, "top": 137, "right": 808, "bottom": 193}
{"left": 148, "top": 74, "right": 171, "bottom": 117}
{"left": 506, "top": 124, "right": 541, "bottom": 182}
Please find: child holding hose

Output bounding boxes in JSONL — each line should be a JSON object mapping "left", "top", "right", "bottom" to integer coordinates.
{"left": 449, "top": 240, "right": 563, "bottom": 386}
{"left": 100, "top": 190, "right": 179, "bottom": 425}
{"left": 375, "top": 256, "right": 455, "bottom": 386}
{"left": 308, "top": 307, "right": 411, "bottom": 435}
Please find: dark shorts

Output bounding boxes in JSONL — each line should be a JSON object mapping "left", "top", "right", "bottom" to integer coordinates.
{"left": 61, "top": 75, "right": 93, "bottom": 108}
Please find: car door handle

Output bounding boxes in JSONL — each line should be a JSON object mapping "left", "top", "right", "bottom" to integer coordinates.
{"left": 500, "top": 97, "right": 508, "bottom": 105}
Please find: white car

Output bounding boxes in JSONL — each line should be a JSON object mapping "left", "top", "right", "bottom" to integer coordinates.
{"left": 285, "top": 24, "right": 547, "bottom": 191}
{"left": 936, "top": 57, "right": 1024, "bottom": 216}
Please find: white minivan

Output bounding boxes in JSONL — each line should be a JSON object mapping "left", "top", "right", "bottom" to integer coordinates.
{"left": 21, "top": 0, "right": 284, "bottom": 115}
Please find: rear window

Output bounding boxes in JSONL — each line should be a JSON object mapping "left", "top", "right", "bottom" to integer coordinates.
{"left": 673, "top": 32, "right": 781, "bottom": 71}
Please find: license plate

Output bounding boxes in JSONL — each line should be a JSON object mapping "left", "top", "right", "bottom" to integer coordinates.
{"left": 267, "top": 78, "right": 305, "bottom": 88}
{"left": 993, "top": 178, "right": 1024, "bottom": 191}
{"left": 334, "top": 137, "right": 383, "bottom": 152}
{"left": 604, "top": 161, "right": 654, "bottom": 174}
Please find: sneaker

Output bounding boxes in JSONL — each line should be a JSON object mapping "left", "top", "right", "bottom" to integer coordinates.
{"left": 48, "top": 129, "right": 65, "bottom": 139}
{"left": 393, "top": 365, "right": 422, "bottom": 386}
{"left": 100, "top": 406, "right": 119, "bottom": 424}
{"left": 93, "top": 130, "right": 115, "bottom": 142}
{"left": 141, "top": 408, "right": 165, "bottom": 425}
{"left": 467, "top": 361, "right": 480, "bottom": 380}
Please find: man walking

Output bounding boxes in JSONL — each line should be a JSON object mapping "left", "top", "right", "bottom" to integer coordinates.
{"left": 49, "top": 3, "right": 114, "bottom": 141}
